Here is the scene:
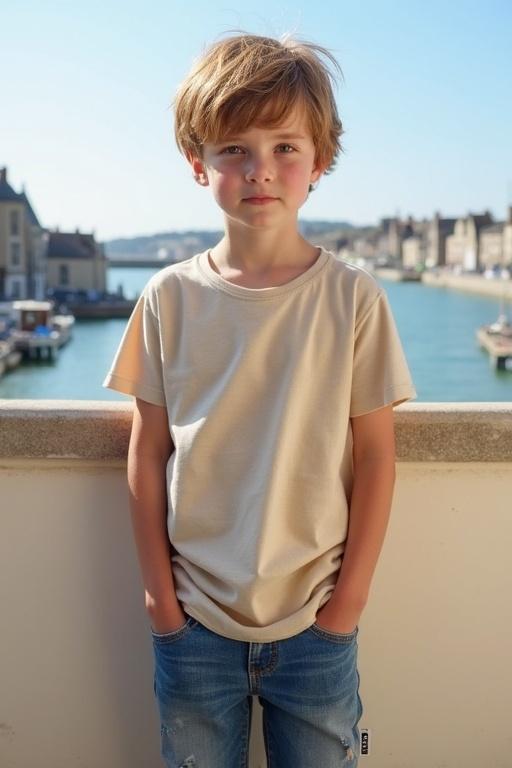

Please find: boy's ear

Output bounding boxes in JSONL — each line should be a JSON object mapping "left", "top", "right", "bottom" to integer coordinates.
{"left": 310, "top": 160, "right": 327, "bottom": 185}
{"left": 186, "top": 152, "right": 209, "bottom": 187}
{"left": 309, "top": 161, "right": 327, "bottom": 194}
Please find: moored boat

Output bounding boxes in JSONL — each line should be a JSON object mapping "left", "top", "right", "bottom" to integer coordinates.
{"left": 5, "top": 300, "right": 75, "bottom": 361}
{"left": 476, "top": 311, "right": 512, "bottom": 371}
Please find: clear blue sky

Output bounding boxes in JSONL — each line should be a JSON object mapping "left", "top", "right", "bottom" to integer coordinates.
{"left": 1, "top": 0, "right": 511, "bottom": 241}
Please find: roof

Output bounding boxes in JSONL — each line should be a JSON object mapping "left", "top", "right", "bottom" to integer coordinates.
{"left": 18, "top": 191, "right": 41, "bottom": 227}
{"left": 402, "top": 233, "right": 421, "bottom": 241}
{"left": 47, "top": 231, "right": 102, "bottom": 260}
{"left": 480, "top": 222, "right": 505, "bottom": 235}
{"left": 12, "top": 300, "right": 53, "bottom": 311}
{"left": 0, "top": 170, "right": 22, "bottom": 203}
{"left": 438, "top": 218, "right": 457, "bottom": 234}
{"left": 0, "top": 167, "right": 41, "bottom": 226}
{"left": 379, "top": 217, "right": 400, "bottom": 233}
{"left": 470, "top": 212, "right": 494, "bottom": 231}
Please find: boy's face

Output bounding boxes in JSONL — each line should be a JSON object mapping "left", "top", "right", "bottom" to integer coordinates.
{"left": 188, "top": 104, "right": 325, "bottom": 231}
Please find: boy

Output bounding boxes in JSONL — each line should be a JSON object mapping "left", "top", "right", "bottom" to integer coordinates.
{"left": 103, "top": 33, "right": 416, "bottom": 768}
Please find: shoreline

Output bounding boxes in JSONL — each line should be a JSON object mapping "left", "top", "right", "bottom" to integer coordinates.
{"left": 420, "top": 271, "right": 512, "bottom": 300}
{"left": 372, "top": 267, "right": 512, "bottom": 301}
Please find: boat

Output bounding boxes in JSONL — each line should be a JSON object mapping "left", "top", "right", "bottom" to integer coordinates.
{"left": 6, "top": 300, "right": 75, "bottom": 361}
{"left": 476, "top": 288, "right": 512, "bottom": 371}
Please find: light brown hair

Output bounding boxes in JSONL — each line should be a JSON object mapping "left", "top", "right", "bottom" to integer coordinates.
{"left": 173, "top": 32, "right": 344, "bottom": 176}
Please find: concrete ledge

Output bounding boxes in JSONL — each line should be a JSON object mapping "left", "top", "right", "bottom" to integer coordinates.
{"left": 0, "top": 400, "right": 511, "bottom": 463}
{"left": 0, "top": 400, "right": 132, "bottom": 463}
{"left": 396, "top": 402, "right": 512, "bottom": 461}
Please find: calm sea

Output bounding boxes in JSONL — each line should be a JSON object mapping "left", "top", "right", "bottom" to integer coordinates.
{"left": 1, "top": 265, "right": 511, "bottom": 402}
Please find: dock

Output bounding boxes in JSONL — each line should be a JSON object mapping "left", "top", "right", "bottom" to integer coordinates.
{"left": 373, "top": 267, "right": 422, "bottom": 282}
{"left": 61, "top": 300, "right": 136, "bottom": 319}
{"left": 476, "top": 317, "right": 512, "bottom": 371}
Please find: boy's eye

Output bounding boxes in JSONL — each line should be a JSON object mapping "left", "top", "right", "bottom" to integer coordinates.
{"left": 219, "top": 143, "right": 296, "bottom": 155}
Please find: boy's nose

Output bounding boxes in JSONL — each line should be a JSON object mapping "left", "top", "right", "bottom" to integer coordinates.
{"left": 244, "top": 156, "right": 274, "bottom": 183}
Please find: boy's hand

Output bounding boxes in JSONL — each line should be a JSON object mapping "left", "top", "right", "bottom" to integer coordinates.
{"left": 149, "top": 606, "right": 188, "bottom": 634}
{"left": 146, "top": 594, "right": 187, "bottom": 633}
{"left": 314, "top": 594, "right": 363, "bottom": 634}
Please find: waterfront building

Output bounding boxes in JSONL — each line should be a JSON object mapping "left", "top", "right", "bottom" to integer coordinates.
{"left": 348, "top": 232, "right": 380, "bottom": 262}
{"left": 0, "top": 166, "right": 48, "bottom": 300}
{"left": 504, "top": 210, "right": 512, "bottom": 267}
{"left": 402, "top": 233, "right": 424, "bottom": 269}
{"left": 401, "top": 217, "right": 429, "bottom": 269}
{"left": 445, "top": 211, "right": 494, "bottom": 271}
{"left": 479, "top": 206, "right": 512, "bottom": 269}
{"left": 46, "top": 229, "right": 107, "bottom": 296}
{"left": 426, "top": 212, "right": 457, "bottom": 268}
{"left": 375, "top": 215, "right": 430, "bottom": 267}
{"left": 376, "top": 216, "right": 402, "bottom": 262}
{"left": 479, "top": 223, "right": 506, "bottom": 268}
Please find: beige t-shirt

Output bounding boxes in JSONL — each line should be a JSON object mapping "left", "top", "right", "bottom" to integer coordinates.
{"left": 103, "top": 246, "right": 417, "bottom": 641}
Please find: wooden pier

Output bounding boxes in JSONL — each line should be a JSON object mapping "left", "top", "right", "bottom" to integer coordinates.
{"left": 476, "top": 317, "right": 512, "bottom": 371}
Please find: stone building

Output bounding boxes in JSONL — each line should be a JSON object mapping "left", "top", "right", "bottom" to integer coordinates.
{"left": 402, "top": 234, "right": 424, "bottom": 268}
{"left": 375, "top": 215, "right": 431, "bottom": 266}
{"left": 376, "top": 217, "right": 402, "bottom": 262}
{"left": 479, "top": 223, "right": 506, "bottom": 269}
{"left": 504, "top": 207, "right": 512, "bottom": 267}
{"left": 445, "top": 211, "right": 494, "bottom": 270}
{"left": 401, "top": 216, "right": 430, "bottom": 269}
{"left": 426, "top": 212, "right": 457, "bottom": 268}
{"left": 479, "top": 207, "right": 512, "bottom": 269}
{"left": 46, "top": 229, "right": 107, "bottom": 295}
{"left": 0, "top": 167, "right": 48, "bottom": 300}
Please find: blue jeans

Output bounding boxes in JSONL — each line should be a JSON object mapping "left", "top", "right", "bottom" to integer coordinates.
{"left": 151, "top": 613, "right": 363, "bottom": 767}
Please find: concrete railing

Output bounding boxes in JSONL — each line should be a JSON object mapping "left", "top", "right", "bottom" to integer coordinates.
{"left": 0, "top": 400, "right": 511, "bottom": 768}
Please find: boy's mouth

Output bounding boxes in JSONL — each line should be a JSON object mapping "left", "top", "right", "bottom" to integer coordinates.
{"left": 243, "top": 196, "right": 278, "bottom": 205}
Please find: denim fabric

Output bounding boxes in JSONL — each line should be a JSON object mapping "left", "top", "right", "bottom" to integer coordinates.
{"left": 151, "top": 614, "right": 363, "bottom": 767}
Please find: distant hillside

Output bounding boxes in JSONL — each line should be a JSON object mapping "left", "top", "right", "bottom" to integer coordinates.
{"left": 299, "top": 220, "right": 356, "bottom": 235}
{"left": 104, "top": 230, "right": 222, "bottom": 262}
{"left": 103, "top": 220, "right": 360, "bottom": 262}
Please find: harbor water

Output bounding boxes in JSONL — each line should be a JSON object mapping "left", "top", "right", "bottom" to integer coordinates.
{"left": 0, "top": 265, "right": 511, "bottom": 402}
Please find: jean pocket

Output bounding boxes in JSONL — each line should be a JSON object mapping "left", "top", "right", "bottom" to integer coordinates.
{"left": 308, "top": 623, "right": 358, "bottom": 644}
{"left": 151, "top": 615, "right": 198, "bottom": 644}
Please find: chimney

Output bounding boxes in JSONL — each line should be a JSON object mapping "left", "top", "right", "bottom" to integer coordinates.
{"left": 508, "top": 206, "right": 512, "bottom": 225}
{"left": 0, "top": 167, "right": 7, "bottom": 184}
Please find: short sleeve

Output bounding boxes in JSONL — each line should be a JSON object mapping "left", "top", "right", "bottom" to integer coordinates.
{"left": 350, "top": 289, "right": 417, "bottom": 417}
{"left": 102, "top": 286, "right": 166, "bottom": 406}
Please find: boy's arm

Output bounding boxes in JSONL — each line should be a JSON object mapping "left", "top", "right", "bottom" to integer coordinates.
{"left": 315, "top": 404, "right": 396, "bottom": 633}
{"left": 127, "top": 397, "right": 186, "bottom": 633}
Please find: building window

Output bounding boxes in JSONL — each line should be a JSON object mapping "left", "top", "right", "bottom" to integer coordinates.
{"left": 11, "top": 281, "right": 21, "bottom": 298}
{"left": 10, "top": 209, "right": 20, "bottom": 236}
{"left": 10, "top": 242, "right": 21, "bottom": 266}
{"left": 59, "top": 264, "right": 69, "bottom": 285}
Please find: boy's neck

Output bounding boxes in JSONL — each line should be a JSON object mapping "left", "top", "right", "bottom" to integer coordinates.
{"left": 209, "top": 227, "right": 320, "bottom": 288}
